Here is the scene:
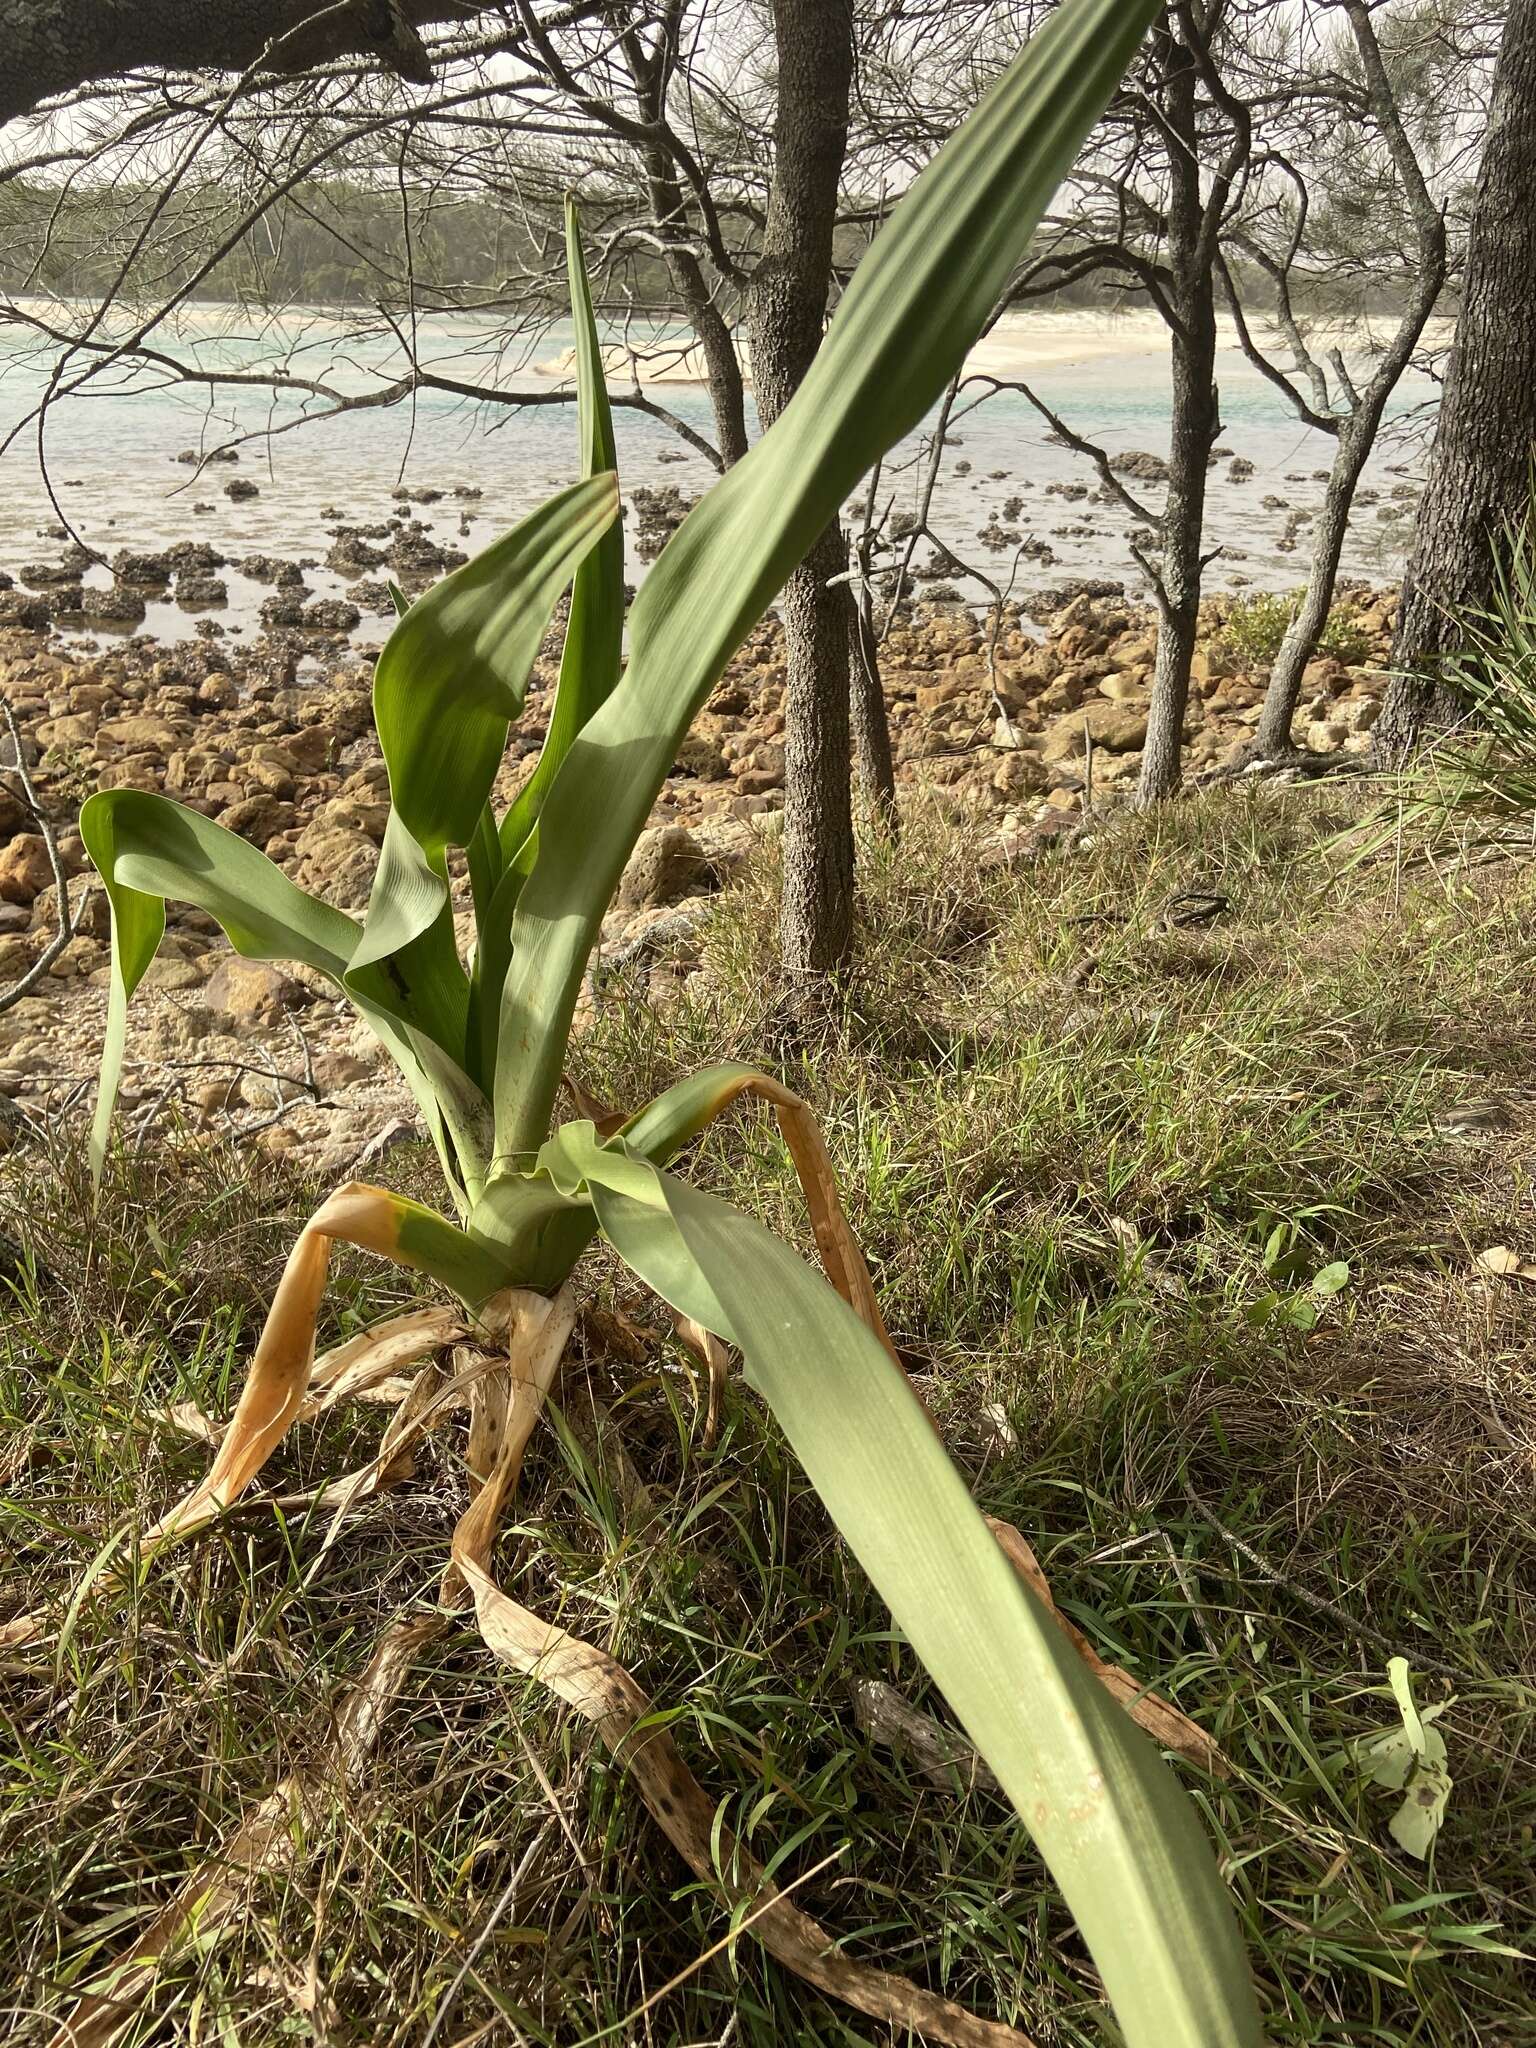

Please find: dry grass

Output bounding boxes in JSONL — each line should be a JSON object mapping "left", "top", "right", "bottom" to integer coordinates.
{"left": 2, "top": 783, "right": 1534, "bottom": 2045}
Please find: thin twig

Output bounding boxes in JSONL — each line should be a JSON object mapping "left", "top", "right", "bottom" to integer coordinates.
{"left": 1183, "top": 1484, "right": 1471, "bottom": 1683}
{"left": 420, "top": 1818, "right": 557, "bottom": 2048}
{"left": 0, "top": 697, "right": 83, "bottom": 1014}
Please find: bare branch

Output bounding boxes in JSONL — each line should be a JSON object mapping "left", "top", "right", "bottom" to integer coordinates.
{"left": 0, "top": 699, "right": 84, "bottom": 1015}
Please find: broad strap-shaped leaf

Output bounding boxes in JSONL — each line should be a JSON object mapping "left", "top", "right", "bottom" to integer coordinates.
{"left": 616, "top": 1062, "right": 767, "bottom": 1159}
{"left": 371, "top": 470, "right": 620, "bottom": 858}
{"left": 495, "top": 0, "right": 1161, "bottom": 1158}
{"left": 349, "top": 812, "right": 472, "bottom": 1052}
{"left": 82, "top": 791, "right": 360, "bottom": 1180}
{"left": 542, "top": 1125, "right": 1262, "bottom": 2048}
{"left": 617, "top": 1063, "right": 892, "bottom": 1341}
{"left": 614, "top": 1064, "right": 1228, "bottom": 1774}
{"left": 342, "top": 816, "right": 489, "bottom": 1194}
{"left": 465, "top": 1166, "right": 599, "bottom": 1298}
{"left": 403, "top": 1025, "right": 496, "bottom": 1208}
{"left": 79, "top": 789, "right": 468, "bottom": 1201}
{"left": 467, "top": 802, "right": 503, "bottom": 930}
{"left": 353, "top": 470, "right": 620, "bottom": 1082}
{"left": 83, "top": 788, "right": 364, "bottom": 981}
{"left": 500, "top": 198, "right": 624, "bottom": 867}
{"left": 472, "top": 1062, "right": 773, "bottom": 1300}
{"left": 473, "top": 198, "right": 625, "bottom": 1083}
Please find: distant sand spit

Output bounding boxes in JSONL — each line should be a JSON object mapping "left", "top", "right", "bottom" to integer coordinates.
{"left": 6, "top": 295, "right": 1451, "bottom": 388}
{"left": 534, "top": 307, "right": 1455, "bottom": 386}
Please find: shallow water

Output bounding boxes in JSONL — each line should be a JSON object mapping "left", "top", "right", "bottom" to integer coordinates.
{"left": 0, "top": 304, "right": 1430, "bottom": 648}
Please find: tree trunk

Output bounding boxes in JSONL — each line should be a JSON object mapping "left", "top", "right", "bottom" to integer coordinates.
{"left": 1248, "top": 0, "right": 1446, "bottom": 757}
{"left": 778, "top": 522, "right": 857, "bottom": 973}
{"left": 1380, "top": 0, "right": 1536, "bottom": 760}
{"left": 1137, "top": 36, "right": 1218, "bottom": 806}
{"left": 692, "top": 307, "right": 750, "bottom": 470}
{"left": 1254, "top": 415, "right": 1370, "bottom": 756}
{"left": 619, "top": 27, "right": 749, "bottom": 468}
{"left": 1139, "top": 316, "right": 1218, "bottom": 801}
{"left": 746, "top": 0, "right": 856, "bottom": 981}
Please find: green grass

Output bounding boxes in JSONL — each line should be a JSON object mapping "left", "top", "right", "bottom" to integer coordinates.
{"left": 3, "top": 785, "right": 1535, "bottom": 2045}
{"left": 1211, "top": 589, "right": 1374, "bottom": 669}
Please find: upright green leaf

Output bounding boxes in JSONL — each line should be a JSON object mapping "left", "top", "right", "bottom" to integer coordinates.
{"left": 499, "top": 197, "right": 624, "bottom": 866}
{"left": 465, "top": 1170, "right": 599, "bottom": 1297}
{"left": 542, "top": 1124, "right": 1262, "bottom": 2048}
{"left": 372, "top": 471, "right": 620, "bottom": 858}
{"left": 496, "top": 0, "right": 1162, "bottom": 1158}
{"left": 353, "top": 471, "right": 620, "bottom": 1079}
{"left": 467, "top": 803, "right": 503, "bottom": 929}
{"left": 475, "top": 198, "right": 625, "bottom": 1084}
{"left": 82, "top": 792, "right": 363, "bottom": 1182}
{"left": 349, "top": 812, "right": 471, "bottom": 1057}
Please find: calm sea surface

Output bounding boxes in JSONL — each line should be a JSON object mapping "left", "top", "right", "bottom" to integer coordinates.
{"left": 0, "top": 306, "right": 1432, "bottom": 647}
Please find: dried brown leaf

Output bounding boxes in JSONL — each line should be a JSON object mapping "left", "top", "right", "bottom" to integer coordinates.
{"left": 1476, "top": 1244, "right": 1536, "bottom": 1281}
{"left": 674, "top": 1311, "right": 730, "bottom": 1445}
{"left": 302, "top": 1303, "right": 469, "bottom": 1413}
{"left": 452, "top": 1289, "right": 1034, "bottom": 2048}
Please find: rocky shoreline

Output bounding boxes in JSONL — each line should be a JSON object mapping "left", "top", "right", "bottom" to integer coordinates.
{"left": 0, "top": 580, "right": 1394, "bottom": 1170}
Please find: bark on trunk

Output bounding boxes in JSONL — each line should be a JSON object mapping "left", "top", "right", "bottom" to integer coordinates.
{"left": 1253, "top": 417, "right": 1370, "bottom": 756}
{"left": 779, "top": 525, "right": 857, "bottom": 974}
{"left": 1254, "top": 0, "right": 1447, "bottom": 758}
{"left": 1381, "top": 0, "right": 1536, "bottom": 760}
{"left": 1139, "top": 315, "right": 1218, "bottom": 801}
{"left": 693, "top": 309, "right": 751, "bottom": 470}
{"left": 1137, "top": 37, "right": 1218, "bottom": 806}
{"left": 746, "top": 0, "right": 856, "bottom": 981}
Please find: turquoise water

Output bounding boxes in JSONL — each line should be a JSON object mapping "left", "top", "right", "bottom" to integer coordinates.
{"left": 0, "top": 305, "right": 1430, "bottom": 644}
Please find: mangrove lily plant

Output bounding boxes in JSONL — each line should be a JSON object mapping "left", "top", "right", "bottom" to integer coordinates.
{"left": 74, "top": 3, "right": 1262, "bottom": 2042}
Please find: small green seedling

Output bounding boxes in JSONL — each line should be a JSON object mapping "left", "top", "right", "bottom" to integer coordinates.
{"left": 1347, "top": 1657, "right": 1455, "bottom": 1860}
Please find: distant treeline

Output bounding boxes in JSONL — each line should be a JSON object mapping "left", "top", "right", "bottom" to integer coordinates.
{"left": 0, "top": 175, "right": 1416, "bottom": 320}
{"left": 0, "top": 178, "right": 598, "bottom": 308}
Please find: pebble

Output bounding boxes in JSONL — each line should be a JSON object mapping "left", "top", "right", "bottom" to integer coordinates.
{"left": 0, "top": 582, "right": 1398, "bottom": 1166}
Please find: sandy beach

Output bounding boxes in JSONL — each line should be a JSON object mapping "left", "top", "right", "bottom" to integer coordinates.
{"left": 535, "top": 306, "right": 1456, "bottom": 386}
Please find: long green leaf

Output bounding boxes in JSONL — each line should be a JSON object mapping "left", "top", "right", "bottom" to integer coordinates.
{"left": 475, "top": 198, "right": 625, "bottom": 1085}
{"left": 350, "top": 812, "right": 471, "bottom": 1054}
{"left": 371, "top": 470, "right": 620, "bottom": 858}
{"left": 542, "top": 1124, "right": 1261, "bottom": 2048}
{"left": 82, "top": 791, "right": 360, "bottom": 1181}
{"left": 362, "top": 1185, "right": 520, "bottom": 1307}
{"left": 81, "top": 792, "right": 167, "bottom": 1184}
{"left": 466, "top": 1061, "right": 762, "bottom": 1282}
{"left": 500, "top": 197, "right": 624, "bottom": 865}
{"left": 495, "top": 0, "right": 1159, "bottom": 1157}
{"left": 353, "top": 471, "right": 621, "bottom": 1081}
{"left": 79, "top": 790, "right": 464, "bottom": 1198}
{"left": 616, "top": 1062, "right": 768, "bottom": 1161}
{"left": 465, "top": 1170, "right": 598, "bottom": 1297}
